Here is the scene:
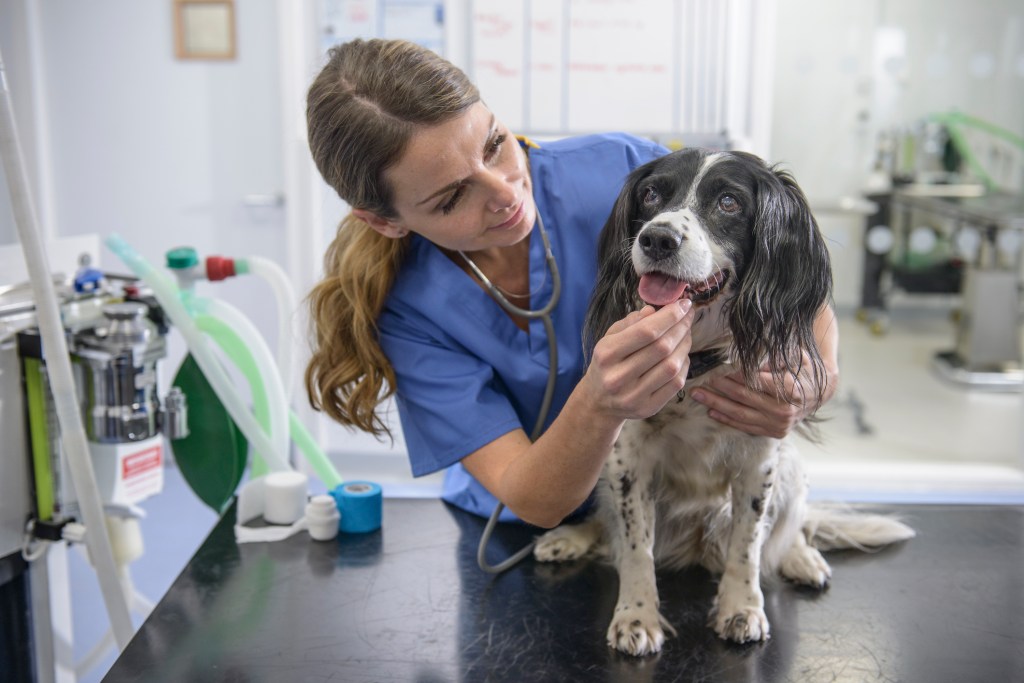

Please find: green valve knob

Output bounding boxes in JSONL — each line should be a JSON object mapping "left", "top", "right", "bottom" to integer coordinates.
{"left": 166, "top": 247, "right": 199, "bottom": 269}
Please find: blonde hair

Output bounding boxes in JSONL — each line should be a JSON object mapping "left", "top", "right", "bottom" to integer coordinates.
{"left": 304, "top": 39, "right": 480, "bottom": 438}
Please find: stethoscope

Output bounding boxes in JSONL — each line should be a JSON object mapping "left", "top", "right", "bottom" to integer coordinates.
{"left": 458, "top": 209, "right": 562, "bottom": 574}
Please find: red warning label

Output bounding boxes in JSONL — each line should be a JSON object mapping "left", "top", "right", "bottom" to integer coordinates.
{"left": 122, "top": 445, "right": 162, "bottom": 480}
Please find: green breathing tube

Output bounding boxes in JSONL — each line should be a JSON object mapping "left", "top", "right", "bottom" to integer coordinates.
{"left": 196, "top": 313, "right": 341, "bottom": 489}
{"left": 928, "top": 111, "right": 1024, "bottom": 192}
{"left": 105, "top": 234, "right": 341, "bottom": 489}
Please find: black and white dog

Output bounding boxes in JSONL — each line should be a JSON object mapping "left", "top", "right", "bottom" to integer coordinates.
{"left": 534, "top": 149, "right": 914, "bottom": 656}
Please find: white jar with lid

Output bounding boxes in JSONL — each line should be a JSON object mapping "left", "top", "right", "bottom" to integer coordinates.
{"left": 305, "top": 494, "right": 341, "bottom": 541}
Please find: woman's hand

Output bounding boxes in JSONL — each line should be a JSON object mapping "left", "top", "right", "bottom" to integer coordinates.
{"left": 463, "top": 298, "right": 695, "bottom": 528}
{"left": 691, "top": 306, "right": 840, "bottom": 439}
{"left": 581, "top": 299, "right": 696, "bottom": 422}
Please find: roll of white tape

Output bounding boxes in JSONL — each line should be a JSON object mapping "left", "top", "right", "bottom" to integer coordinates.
{"left": 263, "top": 471, "right": 308, "bottom": 525}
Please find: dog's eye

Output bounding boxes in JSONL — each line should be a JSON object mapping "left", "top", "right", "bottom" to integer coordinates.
{"left": 718, "top": 194, "right": 741, "bottom": 214}
{"left": 642, "top": 186, "right": 660, "bottom": 206}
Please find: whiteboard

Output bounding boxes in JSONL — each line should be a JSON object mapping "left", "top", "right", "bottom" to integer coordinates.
{"left": 317, "top": 0, "right": 758, "bottom": 145}
{"left": 467, "top": 0, "right": 747, "bottom": 143}
{"left": 320, "top": 0, "right": 445, "bottom": 53}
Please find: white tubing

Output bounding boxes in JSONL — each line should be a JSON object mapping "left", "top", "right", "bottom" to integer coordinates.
{"left": 244, "top": 255, "right": 297, "bottom": 402}
{"left": 198, "top": 296, "right": 290, "bottom": 467}
{"left": 105, "top": 235, "right": 291, "bottom": 474}
{"left": 0, "top": 50, "right": 135, "bottom": 648}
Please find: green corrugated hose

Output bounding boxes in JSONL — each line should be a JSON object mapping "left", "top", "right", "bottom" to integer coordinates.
{"left": 170, "top": 313, "right": 342, "bottom": 512}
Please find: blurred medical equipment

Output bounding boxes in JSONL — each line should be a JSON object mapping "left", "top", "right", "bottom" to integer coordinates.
{"left": 2, "top": 236, "right": 359, "bottom": 680}
{"left": 1, "top": 43, "right": 357, "bottom": 680}
{"left": 856, "top": 113, "right": 1024, "bottom": 390}
{"left": 2, "top": 264, "right": 188, "bottom": 677}
{"left": 2, "top": 41, "right": 142, "bottom": 676}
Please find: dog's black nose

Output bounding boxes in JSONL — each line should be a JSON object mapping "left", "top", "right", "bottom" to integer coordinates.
{"left": 637, "top": 225, "right": 683, "bottom": 261}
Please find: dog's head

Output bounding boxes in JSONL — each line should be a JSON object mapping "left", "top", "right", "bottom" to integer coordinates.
{"left": 585, "top": 148, "right": 833, "bottom": 404}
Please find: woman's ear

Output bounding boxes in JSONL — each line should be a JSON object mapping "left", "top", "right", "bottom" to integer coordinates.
{"left": 352, "top": 209, "right": 409, "bottom": 239}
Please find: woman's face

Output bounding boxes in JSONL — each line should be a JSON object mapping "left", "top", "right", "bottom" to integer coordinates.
{"left": 357, "top": 102, "right": 536, "bottom": 254}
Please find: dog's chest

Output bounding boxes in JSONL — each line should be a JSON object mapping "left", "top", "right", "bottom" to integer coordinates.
{"left": 642, "top": 381, "right": 730, "bottom": 455}
{"left": 615, "top": 368, "right": 768, "bottom": 497}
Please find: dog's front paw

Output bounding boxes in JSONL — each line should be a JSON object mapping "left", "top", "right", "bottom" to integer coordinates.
{"left": 710, "top": 605, "right": 770, "bottom": 643}
{"left": 607, "top": 604, "right": 675, "bottom": 656}
{"left": 533, "top": 525, "right": 595, "bottom": 563}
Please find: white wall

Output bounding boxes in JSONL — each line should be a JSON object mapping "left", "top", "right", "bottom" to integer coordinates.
{"left": 35, "top": 1, "right": 284, "bottom": 259}
{"left": 1, "top": 0, "right": 287, "bottom": 404}
{"left": 0, "top": 0, "right": 47, "bottom": 244}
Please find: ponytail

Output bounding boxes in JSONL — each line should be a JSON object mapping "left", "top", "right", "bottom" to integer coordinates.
{"left": 305, "top": 215, "right": 408, "bottom": 438}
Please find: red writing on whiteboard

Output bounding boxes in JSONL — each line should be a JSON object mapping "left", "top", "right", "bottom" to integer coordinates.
{"left": 475, "top": 13, "right": 515, "bottom": 38}
{"left": 476, "top": 60, "right": 520, "bottom": 78}
{"left": 570, "top": 63, "right": 609, "bottom": 73}
{"left": 616, "top": 64, "right": 668, "bottom": 74}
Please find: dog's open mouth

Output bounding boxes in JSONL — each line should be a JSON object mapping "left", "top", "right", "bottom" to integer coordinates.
{"left": 638, "top": 269, "right": 730, "bottom": 307}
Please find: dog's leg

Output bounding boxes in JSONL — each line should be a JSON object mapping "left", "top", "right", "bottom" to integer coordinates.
{"left": 604, "top": 433, "right": 674, "bottom": 656}
{"left": 766, "top": 448, "right": 832, "bottom": 588}
{"left": 710, "top": 445, "right": 777, "bottom": 643}
{"left": 780, "top": 528, "right": 831, "bottom": 588}
{"left": 534, "top": 515, "right": 606, "bottom": 562}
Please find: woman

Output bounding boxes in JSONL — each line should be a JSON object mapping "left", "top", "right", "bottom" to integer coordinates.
{"left": 305, "top": 39, "right": 838, "bottom": 529}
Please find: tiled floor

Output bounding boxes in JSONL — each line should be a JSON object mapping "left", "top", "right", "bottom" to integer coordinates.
{"left": 67, "top": 304, "right": 1023, "bottom": 681}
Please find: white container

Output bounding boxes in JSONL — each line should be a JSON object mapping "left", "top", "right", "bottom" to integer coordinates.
{"left": 306, "top": 495, "right": 340, "bottom": 541}
{"left": 263, "top": 471, "right": 308, "bottom": 525}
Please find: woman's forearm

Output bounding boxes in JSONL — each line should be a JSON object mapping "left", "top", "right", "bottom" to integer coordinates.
{"left": 492, "top": 387, "right": 624, "bottom": 527}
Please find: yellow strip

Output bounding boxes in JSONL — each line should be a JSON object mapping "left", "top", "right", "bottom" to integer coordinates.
{"left": 516, "top": 134, "right": 540, "bottom": 149}
{"left": 24, "top": 357, "right": 56, "bottom": 520}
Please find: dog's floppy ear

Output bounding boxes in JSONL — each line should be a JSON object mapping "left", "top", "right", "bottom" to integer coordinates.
{"left": 729, "top": 156, "right": 833, "bottom": 404}
{"left": 583, "top": 166, "right": 647, "bottom": 361}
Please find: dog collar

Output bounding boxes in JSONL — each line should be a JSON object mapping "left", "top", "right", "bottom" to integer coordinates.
{"left": 687, "top": 348, "right": 726, "bottom": 380}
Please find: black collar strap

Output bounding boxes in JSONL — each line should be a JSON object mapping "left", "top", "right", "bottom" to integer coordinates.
{"left": 687, "top": 348, "right": 727, "bottom": 379}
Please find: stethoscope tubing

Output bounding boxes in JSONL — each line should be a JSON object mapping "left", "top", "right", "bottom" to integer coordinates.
{"left": 461, "top": 212, "right": 562, "bottom": 573}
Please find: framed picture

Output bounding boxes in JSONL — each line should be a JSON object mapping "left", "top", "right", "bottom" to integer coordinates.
{"left": 174, "top": 0, "right": 236, "bottom": 60}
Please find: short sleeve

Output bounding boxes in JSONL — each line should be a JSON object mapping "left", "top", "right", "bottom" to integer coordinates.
{"left": 378, "top": 297, "right": 523, "bottom": 477}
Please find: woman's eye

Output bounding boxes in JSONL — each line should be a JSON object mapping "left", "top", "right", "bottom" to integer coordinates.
{"left": 486, "top": 133, "right": 507, "bottom": 160}
{"left": 440, "top": 186, "right": 465, "bottom": 215}
{"left": 718, "top": 194, "right": 740, "bottom": 213}
{"left": 642, "top": 186, "right": 660, "bottom": 205}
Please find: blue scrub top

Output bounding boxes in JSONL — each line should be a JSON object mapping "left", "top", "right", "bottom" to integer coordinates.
{"left": 377, "top": 133, "right": 667, "bottom": 521}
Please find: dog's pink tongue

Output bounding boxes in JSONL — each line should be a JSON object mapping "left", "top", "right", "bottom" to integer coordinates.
{"left": 639, "top": 273, "right": 689, "bottom": 307}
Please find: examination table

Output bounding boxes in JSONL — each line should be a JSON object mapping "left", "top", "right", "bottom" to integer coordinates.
{"left": 103, "top": 499, "right": 1024, "bottom": 682}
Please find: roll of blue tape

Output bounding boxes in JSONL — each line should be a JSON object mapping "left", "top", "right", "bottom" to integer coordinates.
{"left": 330, "top": 481, "right": 383, "bottom": 533}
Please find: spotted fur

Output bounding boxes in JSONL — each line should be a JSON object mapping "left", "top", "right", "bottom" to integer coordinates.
{"left": 534, "top": 149, "right": 915, "bottom": 655}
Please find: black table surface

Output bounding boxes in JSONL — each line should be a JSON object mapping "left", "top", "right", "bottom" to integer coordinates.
{"left": 104, "top": 499, "right": 1024, "bottom": 682}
